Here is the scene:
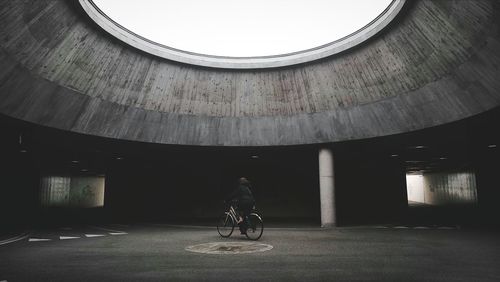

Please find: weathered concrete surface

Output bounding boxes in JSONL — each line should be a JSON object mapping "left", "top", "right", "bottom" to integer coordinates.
{"left": 1, "top": 225, "right": 500, "bottom": 281}
{"left": 0, "top": 1, "right": 499, "bottom": 146}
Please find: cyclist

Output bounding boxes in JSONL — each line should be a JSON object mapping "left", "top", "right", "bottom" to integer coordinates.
{"left": 225, "top": 177, "right": 255, "bottom": 235}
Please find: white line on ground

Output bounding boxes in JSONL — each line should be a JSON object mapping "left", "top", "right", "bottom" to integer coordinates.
{"left": 109, "top": 232, "right": 127, "bottom": 236}
{"left": 85, "top": 234, "right": 106, "bottom": 238}
{"left": 60, "top": 236, "right": 80, "bottom": 240}
{"left": 1, "top": 279, "right": 8, "bottom": 282}
{"left": 0, "top": 232, "right": 31, "bottom": 246}
{"left": 29, "top": 238, "right": 52, "bottom": 242}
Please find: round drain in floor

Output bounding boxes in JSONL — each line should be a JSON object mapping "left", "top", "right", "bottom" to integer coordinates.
{"left": 185, "top": 242, "right": 273, "bottom": 254}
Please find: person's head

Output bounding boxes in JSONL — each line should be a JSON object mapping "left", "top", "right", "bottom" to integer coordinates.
{"left": 238, "top": 177, "right": 250, "bottom": 185}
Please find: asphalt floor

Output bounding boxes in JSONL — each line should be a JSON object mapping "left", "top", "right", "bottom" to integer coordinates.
{"left": 1, "top": 223, "right": 500, "bottom": 281}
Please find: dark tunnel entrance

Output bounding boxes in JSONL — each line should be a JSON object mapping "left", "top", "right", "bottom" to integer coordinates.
{"left": 104, "top": 147, "right": 321, "bottom": 225}
{"left": 0, "top": 107, "right": 499, "bottom": 229}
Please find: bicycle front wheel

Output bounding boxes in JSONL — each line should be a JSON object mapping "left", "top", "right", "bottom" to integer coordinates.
{"left": 217, "top": 212, "right": 235, "bottom": 238}
{"left": 245, "top": 213, "right": 264, "bottom": 240}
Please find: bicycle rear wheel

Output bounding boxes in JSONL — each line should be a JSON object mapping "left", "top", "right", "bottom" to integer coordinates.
{"left": 217, "top": 213, "right": 235, "bottom": 238}
{"left": 245, "top": 213, "right": 263, "bottom": 240}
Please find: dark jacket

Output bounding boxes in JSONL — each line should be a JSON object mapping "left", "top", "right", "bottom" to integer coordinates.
{"left": 227, "top": 183, "right": 254, "bottom": 204}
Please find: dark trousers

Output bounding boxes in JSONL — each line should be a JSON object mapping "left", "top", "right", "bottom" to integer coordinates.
{"left": 237, "top": 200, "right": 254, "bottom": 234}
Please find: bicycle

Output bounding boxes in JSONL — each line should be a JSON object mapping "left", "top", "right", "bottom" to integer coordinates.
{"left": 217, "top": 204, "right": 264, "bottom": 240}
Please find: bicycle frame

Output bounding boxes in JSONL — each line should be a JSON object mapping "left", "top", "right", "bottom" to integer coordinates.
{"left": 226, "top": 205, "right": 262, "bottom": 223}
{"left": 218, "top": 204, "right": 264, "bottom": 240}
{"left": 225, "top": 205, "right": 262, "bottom": 225}
{"left": 226, "top": 205, "right": 239, "bottom": 223}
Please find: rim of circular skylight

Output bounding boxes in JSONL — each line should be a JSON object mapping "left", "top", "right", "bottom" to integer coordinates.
{"left": 80, "top": 0, "right": 405, "bottom": 69}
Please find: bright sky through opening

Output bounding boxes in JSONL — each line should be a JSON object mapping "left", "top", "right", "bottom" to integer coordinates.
{"left": 93, "top": 0, "right": 393, "bottom": 57}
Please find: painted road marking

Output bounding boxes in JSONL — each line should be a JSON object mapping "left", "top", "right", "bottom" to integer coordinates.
{"left": 85, "top": 234, "right": 105, "bottom": 238}
{"left": 186, "top": 242, "right": 273, "bottom": 255}
{"left": 89, "top": 225, "right": 126, "bottom": 233}
{"left": 109, "top": 232, "right": 127, "bottom": 236}
{"left": 29, "top": 238, "right": 51, "bottom": 242}
{"left": 60, "top": 236, "right": 80, "bottom": 240}
{"left": 0, "top": 233, "right": 31, "bottom": 245}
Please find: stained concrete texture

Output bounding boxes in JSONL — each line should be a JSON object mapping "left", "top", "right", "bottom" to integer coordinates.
{"left": 1, "top": 224, "right": 499, "bottom": 281}
{"left": 1, "top": 1, "right": 500, "bottom": 145}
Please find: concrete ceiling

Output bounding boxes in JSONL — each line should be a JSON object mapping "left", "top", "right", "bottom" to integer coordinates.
{"left": 0, "top": 0, "right": 499, "bottom": 146}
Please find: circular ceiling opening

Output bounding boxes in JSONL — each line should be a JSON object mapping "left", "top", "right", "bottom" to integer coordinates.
{"left": 81, "top": 0, "right": 405, "bottom": 69}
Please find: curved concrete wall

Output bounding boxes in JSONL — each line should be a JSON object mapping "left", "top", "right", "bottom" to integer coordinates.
{"left": 0, "top": 1, "right": 499, "bottom": 146}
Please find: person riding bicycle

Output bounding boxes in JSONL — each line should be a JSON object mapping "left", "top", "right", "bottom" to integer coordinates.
{"left": 225, "top": 177, "right": 255, "bottom": 235}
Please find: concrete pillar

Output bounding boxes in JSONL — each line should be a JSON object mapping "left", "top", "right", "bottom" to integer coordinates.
{"left": 319, "top": 147, "right": 336, "bottom": 227}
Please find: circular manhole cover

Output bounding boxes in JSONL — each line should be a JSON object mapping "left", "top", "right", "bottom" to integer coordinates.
{"left": 185, "top": 242, "right": 273, "bottom": 254}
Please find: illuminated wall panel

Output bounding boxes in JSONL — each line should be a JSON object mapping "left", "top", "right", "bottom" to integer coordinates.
{"left": 69, "top": 177, "right": 105, "bottom": 208}
{"left": 40, "top": 176, "right": 71, "bottom": 207}
{"left": 406, "top": 172, "right": 477, "bottom": 205}
{"left": 40, "top": 176, "right": 105, "bottom": 208}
